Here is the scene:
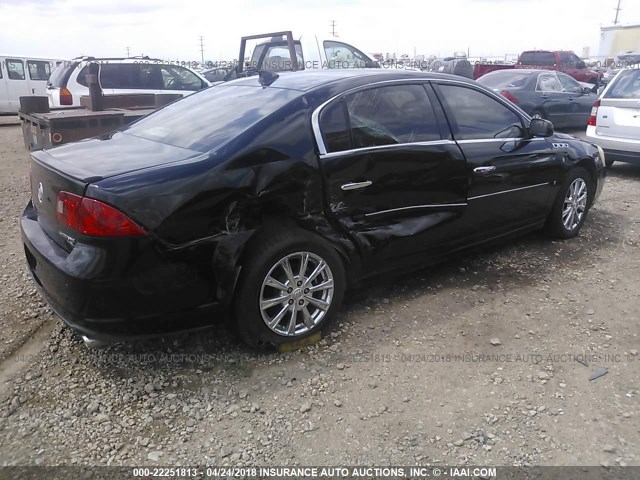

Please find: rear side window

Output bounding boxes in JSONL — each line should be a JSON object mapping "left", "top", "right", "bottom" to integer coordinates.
{"left": 605, "top": 69, "right": 640, "bottom": 99}
{"left": 100, "top": 64, "right": 163, "bottom": 89}
{"left": 520, "top": 52, "right": 556, "bottom": 66}
{"left": 27, "top": 61, "right": 51, "bottom": 81}
{"left": 437, "top": 84, "right": 523, "bottom": 140}
{"left": 320, "top": 102, "right": 350, "bottom": 152}
{"left": 536, "top": 73, "right": 563, "bottom": 92}
{"left": 344, "top": 84, "right": 440, "bottom": 148}
{"left": 6, "top": 59, "right": 25, "bottom": 80}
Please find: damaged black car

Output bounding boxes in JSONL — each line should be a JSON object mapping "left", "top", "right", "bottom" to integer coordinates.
{"left": 21, "top": 69, "right": 606, "bottom": 348}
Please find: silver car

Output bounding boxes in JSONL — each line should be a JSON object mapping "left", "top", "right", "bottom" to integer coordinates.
{"left": 586, "top": 68, "right": 640, "bottom": 167}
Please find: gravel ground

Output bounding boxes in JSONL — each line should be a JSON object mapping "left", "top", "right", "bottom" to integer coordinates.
{"left": 0, "top": 125, "right": 638, "bottom": 467}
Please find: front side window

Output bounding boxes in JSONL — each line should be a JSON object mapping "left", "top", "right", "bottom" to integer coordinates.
{"left": 324, "top": 41, "right": 370, "bottom": 69}
{"left": 345, "top": 84, "right": 440, "bottom": 148}
{"left": 27, "top": 60, "right": 51, "bottom": 81}
{"left": 437, "top": 84, "right": 523, "bottom": 140}
{"left": 557, "top": 73, "right": 582, "bottom": 94}
{"left": 536, "top": 73, "right": 563, "bottom": 92}
{"left": 559, "top": 52, "right": 582, "bottom": 67}
{"left": 6, "top": 59, "right": 25, "bottom": 80}
{"left": 159, "top": 65, "right": 203, "bottom": 90}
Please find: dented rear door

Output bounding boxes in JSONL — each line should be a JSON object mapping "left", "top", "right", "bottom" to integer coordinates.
{"left": 315, "top": 82, "right": 467, "bottom": 264}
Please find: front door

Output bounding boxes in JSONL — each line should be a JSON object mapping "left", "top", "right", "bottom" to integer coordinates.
{"left": 433, "top": 82, "right": 560, "bottom": 239}
{"left": 316, "top": 82, "right": 468, "bottom": 270}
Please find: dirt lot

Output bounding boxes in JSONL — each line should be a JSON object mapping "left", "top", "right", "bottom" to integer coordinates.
{"left": 0, "top": 124, "right": 638, "bottom": 467}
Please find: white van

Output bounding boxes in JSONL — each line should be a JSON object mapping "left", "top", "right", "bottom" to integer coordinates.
{"left": 0, "top": 55, "right": 63, "bottom": 113}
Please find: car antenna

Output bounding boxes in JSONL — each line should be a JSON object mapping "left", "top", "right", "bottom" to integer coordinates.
{"left": 258, "top": 70, "right": 279, "bottom": 87}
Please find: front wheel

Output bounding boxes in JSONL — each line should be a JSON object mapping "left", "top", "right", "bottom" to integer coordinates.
{"left": 547, "top": 167, "right": 592, "bottom": 239}
{"left": 233, "top": 230, "right": 346, "bottom": 348}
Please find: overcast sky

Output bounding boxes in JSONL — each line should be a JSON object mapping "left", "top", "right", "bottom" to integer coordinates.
{"left": 2, "top": 0, "right": 640, "bottom": 61}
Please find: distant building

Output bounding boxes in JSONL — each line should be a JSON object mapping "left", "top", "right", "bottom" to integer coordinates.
{"left": 598, "top": 24, "right": 640, "bottom": 58}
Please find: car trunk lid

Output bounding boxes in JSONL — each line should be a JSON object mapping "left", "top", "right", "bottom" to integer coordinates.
{"left": 29, "top": 133, "right": 201, "bottom": 251}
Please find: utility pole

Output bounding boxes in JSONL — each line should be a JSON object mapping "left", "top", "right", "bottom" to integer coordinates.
{"left": 330, "top": 20, "right": 338, "bottom": 37}
{"left": 198, "top": 36, "right": 205, "bottom": 64}
{"left": 126, "top": 46, "right": 130, "bottom": 58}
{"left": 614, "top": 0, "right": 622, "bottom": 24}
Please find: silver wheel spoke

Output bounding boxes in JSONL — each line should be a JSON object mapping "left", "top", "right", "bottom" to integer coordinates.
{"left": 261, "top": 296, "right": 286, "bottom": 310}
{"left": 264, "top": 276, "right": 288, "bottom": 291}
{"left": 308, "top": 278, "right": 334, "bottom": 293}
{"left": 305, "top": 260, "right": 326, "bottom": 286}
{"left": 306, "top": 295, "right": 330, "bottom": 311}
{"left": 281, "top": 258, "right": 296, "bottom": 286}
{"left": 268, "top": 304, "right": 290, "bottom": 329}
{"left": 301, "top": 306, "right": 314, "bottom": 328}
{"left": 299, "top": 253, "right": 309, "bottom": 279}
{"left": 287, "top": 305, "right": 298, "bottom": 335}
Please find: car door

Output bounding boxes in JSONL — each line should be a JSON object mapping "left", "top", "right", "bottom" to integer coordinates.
{"left": 557, "top": 72, "right": 596, "bottom": 126}
{"left": 4, "top": 59, "right": 30, "bottom": 112}
{"left": 535, "top": 72, "right": 571, "bottom": 127}
{"left": 432, "top": 82, "right": 559, "bottom": 239}
{"left": 316, "top": 82, "right": 468, "bottom": 268}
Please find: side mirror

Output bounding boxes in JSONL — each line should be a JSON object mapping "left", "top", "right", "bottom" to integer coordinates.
{"left": 529, "top": 118, "right": 554, "bottom": 137}
{"left": 583, "top": 86, "right": 594, "bottom": 94}
{"left": 364, "top": 60, "right": 380, "bottom": 68}
{"left": 577, "top": 61, "right": 586, "bottom": 69}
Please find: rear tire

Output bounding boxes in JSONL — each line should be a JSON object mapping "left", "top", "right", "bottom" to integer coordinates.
{"left": 233, "top": 229, "right": 346, "bottom": 349}
{"left": 547, "top": 167, "right": 592, "bottom": 239}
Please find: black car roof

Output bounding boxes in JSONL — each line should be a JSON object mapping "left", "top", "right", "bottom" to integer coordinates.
{"left": 224, "top": 69, "right": 475, "bottom": 92}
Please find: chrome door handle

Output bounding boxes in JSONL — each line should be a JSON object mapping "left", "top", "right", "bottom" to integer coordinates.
{"left": 341, "top": 181, "right": 372, "bottom": 191}
{"left": 473, "top": 166, "right": 496, "bottom": 174}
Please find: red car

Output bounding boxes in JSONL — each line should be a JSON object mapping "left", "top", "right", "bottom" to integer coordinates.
{"left": 473, "top": 50, "right": 601, "bottom": 84}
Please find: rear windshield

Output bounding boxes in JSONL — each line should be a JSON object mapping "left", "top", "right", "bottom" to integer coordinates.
{"left": 477, "top": 71, "right": 531, "bottom": 89}
{"left": 605, "top": 69, "right": 640, "bottom": 99}
{"left": 48, "top": 61, "right": 76, "bottom": 87}
{"left": 519, "top": 52, "right": 556, "bottom": 66}
{"left": 124, "top": 84, "right": 301, "bottom": 152}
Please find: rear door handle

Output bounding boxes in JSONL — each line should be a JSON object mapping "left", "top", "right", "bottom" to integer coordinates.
{"left": 473, "top": 166, "right": 496, "bottom": 174}
{"left": 341, "top": 181, "right": 372, "bottom": 191}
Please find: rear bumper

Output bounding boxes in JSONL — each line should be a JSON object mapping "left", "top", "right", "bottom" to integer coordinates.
{"left": 586, "top": 126, "right": 640, "bottom": 164}
{"left": 21, "top": 201, "right": 232, "bottom": 342}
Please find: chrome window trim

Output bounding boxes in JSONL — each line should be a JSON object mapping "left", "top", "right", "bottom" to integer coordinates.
{"left": 311, "top": 76, "right": 539, "bottom": 156}
{"left": 456, "top": 137, "right": 546, "bottom": 144}
{"left": 311, "top": 78, "right": 442, "bottom": 156}
{"left": 364, "top": 203, "right": 467, "bottom": 218}
{"left": 468, "top": 182, "right": 550, "bottom": 201}
{"left": 319, "top": 140, "right": 457, "bottom": 159}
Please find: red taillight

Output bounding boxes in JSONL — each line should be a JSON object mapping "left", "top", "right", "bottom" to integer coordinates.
{"left": 60, "top": 87, "right": 73, "bottom": 106}
{"left": 56, "top": 191, "right": 146, "bottom": 237}
{"left": 588, "top": 99, "right": 600, "bottom": 126}
{"left": 500, "top": 90, "right": 519, "bottom": 104}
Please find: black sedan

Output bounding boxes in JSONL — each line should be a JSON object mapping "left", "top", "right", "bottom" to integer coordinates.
{"left": 21, "top": 69, "right": 606, "bottom": 348}
{"left": 477, "top": 69, "right": 597, "bottom": 128}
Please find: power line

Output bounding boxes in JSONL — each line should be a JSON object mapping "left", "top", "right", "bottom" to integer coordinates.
{"left": 199, "top": 36, "right": 205, "bottom": 64}
{"left": 330, "top": 20, "right": 338, "bottom": 37}
{"left": 614, "top": 0, "right": 622, "bottom": 24}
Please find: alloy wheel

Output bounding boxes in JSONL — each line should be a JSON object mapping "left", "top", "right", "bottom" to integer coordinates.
{"left": 259, "top": 252, "right": 335, "bottom": 336}
{"left": 562, "top": 177, "right": 587, "bottom": 231}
